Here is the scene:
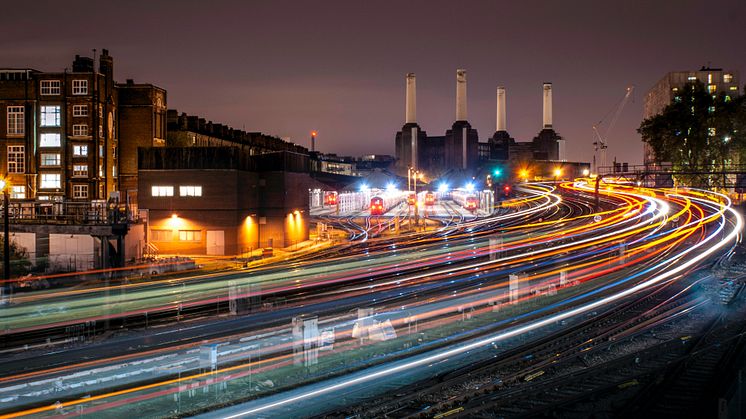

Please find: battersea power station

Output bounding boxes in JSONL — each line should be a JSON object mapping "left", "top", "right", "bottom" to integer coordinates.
{"left": 394, "top": 70, "right": 585, "bottom": 179}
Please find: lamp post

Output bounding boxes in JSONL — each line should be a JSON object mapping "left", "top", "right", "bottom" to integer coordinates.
{"left": 0, "top": 179, "right": 9, "bottom": 299}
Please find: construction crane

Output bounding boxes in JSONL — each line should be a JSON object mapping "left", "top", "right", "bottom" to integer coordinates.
{"left": 593, "top": 86, "right": 634, "bottom": 174}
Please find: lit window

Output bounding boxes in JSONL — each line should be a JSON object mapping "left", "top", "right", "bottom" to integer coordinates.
{"left": 73, "top": 104, "right": 88, "bottom": 117}
{"left": 72, "top": 124, "right": 88, "bottom": 137}
{"left": 73, "top": 164, "right": 88, "bottom": 177}
{"left": 99, "top": 164, "right": 103, "bottom": 177}
{"left": 39, "top": 133, "right": 61, "bottom": 147}
{"left": 37, "top": 195, "right": 50, "bottom": 201}
{"left": 7, "top": 106, "right": 24, "bottom": 135}
{"left": 671, "top": 87, "right": 678, "bottom": 92}
{"left": 709, "top": 128, "right": 716, "bottom": 137}
{"left": 707, "top": 74, "right": 713, "bottom": 84}
{"left": 179, "top": 230, "right": 202, "bottom": 241}
{"left": 40, "top": 173, "right": 61, "bottom": 189}
{"left": 72, "top": 80, "right": 88, "bottom": 95}
{"left": 708, "top": 106, "right": 716, "bottom": 113}
{"left": 150, "top": 229, "right": 172, "bottom": 241}
{"left": 724, "top": 74, "right": 733, "bottom": 83}
{"left": 40, "top": 106, "right": 61, "bottom": 127}
{"left": 730, "top": 86, "right": 738, "bottom": 91}
{"left": 73, "top": 144, "right": 88, "bottom": 156}
{"left": 179, "top": 185, "right": 202, "bottom": 196}
{"left": 151, "top": 186, "right": 174, "bottom": 197}
{"left": 40, "top": 80, "right": 61, "bottom": 95}
{"left": 72, "top": 184, "right": 88, "bottom": 199}
{"left": 674, "top": 96, "right": 682, "bottom": 103}
{"left": 40, "top": 153, "right": 61, "bottom": 166}
{"left": 707, "top": 84, "right": 717, "bottom": 93}
{"left": 7, "top": 145, "right": 24, "bottom": 174}
{"left": 99, "top": 145, "right": 104, "bottom": 157}
{"left": 10, "top": 186, "right": 25, "bottom": 199}
{"left": 112, "top": 165, "right": 117, "bottom": 177}
{"left": 687, "top": 76, "right": 697, "bottom": 81}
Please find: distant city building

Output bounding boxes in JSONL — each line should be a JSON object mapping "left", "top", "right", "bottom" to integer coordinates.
{"left": 394, "top": 72, "right": 566, "bottom": 179}
{"left": 166, "top": 110, "right": 307, "bottom": 155}
{"left": 643, "top": 67, "right": 740, "bottom": 165}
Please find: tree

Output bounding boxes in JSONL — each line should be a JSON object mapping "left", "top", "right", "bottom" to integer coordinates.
{"left": 0, "top": 237, "right": 32, "bottom": 278}
{"left": 639, "top": 81, "right": 746, "bottom": 177}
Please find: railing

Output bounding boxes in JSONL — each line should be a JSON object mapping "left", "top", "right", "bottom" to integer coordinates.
{"left": 3, "top": 200, "right": 135, "bottom": 225}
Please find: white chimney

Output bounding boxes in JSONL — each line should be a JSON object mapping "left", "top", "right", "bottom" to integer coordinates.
{"left": 456, "top": 69, "right": 467, "bottom": 121}
{"left": 542, "top": 82, "right": 552, "bottom": 128}
{"left": 405, "top": 73, "right": 416, "bottom": 124}
{"left": 496, "top": 86, "right": 506, "bottom": 132}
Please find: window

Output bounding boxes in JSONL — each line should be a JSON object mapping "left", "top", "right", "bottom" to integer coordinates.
{"left": 150, "top": 229, "right": 172, "bottom": 241}
{"left": 707, "top": 84, "right": 717, "bottom": 94}
{"left": 98, "top": 125, "right": 103, "bottom": 137}
{"left": 724, "top": 74, "right": 733, "bottom": 83}
{"left": 40, "top": 106, "right": 61, "bottom": 127}
{"left": 72, "top": 124, "right": 88, "bottom": 137}
{"left": 73, "top": 164, "right": 88, "bottom": 177}
{"left": 98, "top": 104, "right": 103, "bottom": 118}
{"left": 40, "top": 80, "right": 61, "bottom": 95}
{"left": 179, "top": 185, "right": 202, "bottom": 196}
{"left": 10, "top": 186, "right": 25, "bottom": 199}
{"left": 40, "top": 153, "right": 61, "bottom": 166}
{"left": 179, "top": 230, "right": 202, "bottom": 241}
{"left": 7, "top": 106, "right": 24, "bottom": 135}
{"left": 72, "top": 80, "right": 88, "bottom": 95}
{"left": 708, "top": 106, "right": 716, "bottom": 113}
{"left": 99, "top": 164, "right": 103, "bottom": 177}
{"left": 730, "top": 86, "right": 739, "bottom": 91}
{"left": 151, "top": 186, "right": 174, "bottom": 197}
{"left": 39, "top": 133, "right": 61, "bottom": 147}
{"left": 73, "top": 105, "right": 88, "bottom": 117}
{"left": 99, "top": 145, "right": 104, "bottom": 157}
{"left": 709, "top": 128, "right": 717, "bottom": 137}
{"left": 73, "top": 144, "right": 88, "bottom": 156}
{"left": 687, "top": 76, "right": 697, "bottom": 81}
{"left": 112, "top": 165, "right": 117, "bottom": 177}
{"left": 7, "top": 145, "right": 24, "bottom": 174}
{"left": 40, "top": 173, "right": 61, "bottom": 189}
{"left": 72, "top": 184, "right": 88, "bottom": 199}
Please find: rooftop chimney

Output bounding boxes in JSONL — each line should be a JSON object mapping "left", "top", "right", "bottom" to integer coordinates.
{"left": 496, "top": 86, "right": 506, "bottom": 132}
{"left": 405, "top": 73, "right": 416, "bottom": 124}
{"left": 542, "top": 82, "right": 552, "bottom": 128}
{"left": 456, "top": 69, "right": 467, "bottom": 121}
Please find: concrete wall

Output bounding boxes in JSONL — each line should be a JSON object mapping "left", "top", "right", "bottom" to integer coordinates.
{"left": 49, "top": 233, "right": 95, "bottom": 271}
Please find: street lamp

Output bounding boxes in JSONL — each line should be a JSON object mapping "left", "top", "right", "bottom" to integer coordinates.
{"left": 582, "top": 168, "right": 590, "bottom": 177}
{"left": 0, "top": 179, "right": 10, "bottom": 297}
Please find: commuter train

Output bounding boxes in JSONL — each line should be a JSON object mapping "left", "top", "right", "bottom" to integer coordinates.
{"left": 323, "top": 191, "right": 338, "bottom": 206}
{"left": 424, "top": 192, "right": 435, "bottom": 206}
{"left": 369, "top": 193, "right": 405, "bottom": 216}
{"left": 451, "top": 189, "right": 479, "bottom": 212}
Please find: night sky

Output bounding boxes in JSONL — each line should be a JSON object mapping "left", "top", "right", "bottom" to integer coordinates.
{"left": 3, "top": 0, "right": 745, "bottom": 165}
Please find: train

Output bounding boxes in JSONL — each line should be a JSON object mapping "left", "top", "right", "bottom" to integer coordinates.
{"left": 451, "top": 189, "right": 479, "bottom": 212}
{"left": 323, "top": 191, "right": 338, "bottom": 206}
{"left": 424, "top": 192, "right": 435, "bottom": 206}
{"left": 370, "top": 192, "right": 406, "bottom": 216}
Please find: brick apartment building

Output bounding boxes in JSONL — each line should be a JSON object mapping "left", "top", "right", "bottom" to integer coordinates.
{"left": 0, "top": 50, "right": 165, "bottom": 203}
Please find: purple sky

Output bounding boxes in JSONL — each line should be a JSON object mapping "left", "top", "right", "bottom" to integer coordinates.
{"left": 3, "top": 0, "right": 745, "bottom": 165}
